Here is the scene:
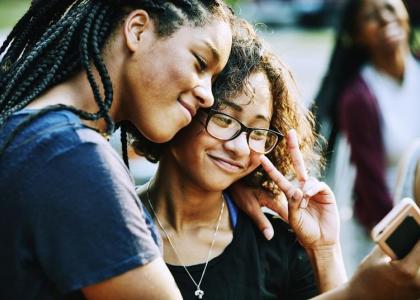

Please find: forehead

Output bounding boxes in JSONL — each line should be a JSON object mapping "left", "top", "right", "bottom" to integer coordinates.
{"left": 222, "top": 72, "right": 273, "bottom": 119}
{"left": 177, "top": 19, "right": 232, "bottom": 67}
{"left": 360, "top": 0, "right": 406, "bottom": 11}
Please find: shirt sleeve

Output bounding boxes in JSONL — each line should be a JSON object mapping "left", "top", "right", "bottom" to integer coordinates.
{"left": 339, "top": 79, "right": 393, "bottom": 229}
{"left": 23, "top": 139, "right": 160, "bottom": 293}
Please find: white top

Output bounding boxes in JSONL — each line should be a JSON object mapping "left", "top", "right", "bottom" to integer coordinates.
{"left": 361, "top": 54, "right": 420, "bottom": 192}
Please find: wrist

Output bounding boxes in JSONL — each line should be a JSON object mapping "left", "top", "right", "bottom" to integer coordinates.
{"left": 305, "top": 243, "right": 342, "bottom": 260}
{"left": 305, "top": 243, "right": 348, "bottom": 292}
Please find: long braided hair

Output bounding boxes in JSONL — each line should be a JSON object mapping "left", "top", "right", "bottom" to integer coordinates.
{"left": 0, "top": 0, "right": 233, "bottom": 165}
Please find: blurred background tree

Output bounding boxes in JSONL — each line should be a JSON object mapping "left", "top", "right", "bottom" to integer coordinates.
{"left": 0, "top": 0, "right": 30, "bottom": 29}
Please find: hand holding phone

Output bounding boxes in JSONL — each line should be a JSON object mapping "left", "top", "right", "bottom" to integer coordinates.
{"left": 371, "top": 198, "right": 420, "bottom": 260}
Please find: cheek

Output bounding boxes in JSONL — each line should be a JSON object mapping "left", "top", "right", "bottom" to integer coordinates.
{"left": 164, "top": 52, "right": 196, "bottom": 93}
{"left": 245, "top": 153, "right": 262, "bottom": 175}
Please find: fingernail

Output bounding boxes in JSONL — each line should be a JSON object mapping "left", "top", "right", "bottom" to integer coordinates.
{"left": 300, "top": 197, "right": 308, "bottom": 208}
{"left": 263, "top": 228, "right": 274, "bottom": 240}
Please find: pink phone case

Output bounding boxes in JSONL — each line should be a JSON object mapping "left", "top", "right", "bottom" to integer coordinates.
{"left": 371, "top": 198, "right": 420, "bottom": 259}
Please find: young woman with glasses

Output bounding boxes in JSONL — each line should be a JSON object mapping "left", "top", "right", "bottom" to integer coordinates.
{"left": 134, "top": 26, "right": 347, "bottom": 299}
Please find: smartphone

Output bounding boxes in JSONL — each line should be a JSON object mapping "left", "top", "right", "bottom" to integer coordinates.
{"left": 371, "top": 198, "right": 420, "bottom": 260}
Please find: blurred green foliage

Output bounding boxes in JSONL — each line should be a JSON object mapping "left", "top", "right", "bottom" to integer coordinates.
{"left": 0, "top": 0, "right": 30, "bottom": 29}
{"left": 0, "top": 0, "right": 244, "bottom": 30}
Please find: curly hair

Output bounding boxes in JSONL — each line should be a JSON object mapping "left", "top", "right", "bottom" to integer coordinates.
{"left": 245, "top": 49, "right": 322, "bottom": 189}
{"left": 132, "top": 18, "right": 322, "bottom": 191}
{"left": 0, "top": 0, "right": 234, "bottom": 161}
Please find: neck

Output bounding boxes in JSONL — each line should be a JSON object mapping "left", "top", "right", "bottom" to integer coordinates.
{"left": 147, "top": 170, "right": 225, "bottom": 232}
{"left": 370, "top": 45, "right": 409, "bottom": 82}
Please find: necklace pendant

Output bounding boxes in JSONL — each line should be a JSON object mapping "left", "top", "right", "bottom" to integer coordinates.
{"left": 194, "top": 288, "right": 204, "bottom": 299}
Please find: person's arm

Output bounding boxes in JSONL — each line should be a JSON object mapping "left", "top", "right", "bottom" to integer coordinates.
{"left": 305, "top": 244, "right": 347, "bottom": 292}
{"left": 83, "top": 257, "right": 182, "bottom": 300}
{"left": 311, "top": 241, "right": 420, "bottom": 300}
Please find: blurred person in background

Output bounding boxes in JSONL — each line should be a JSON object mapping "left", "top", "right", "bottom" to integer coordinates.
{"left": 313, "top": 0, "right": 420, "bottom": 231}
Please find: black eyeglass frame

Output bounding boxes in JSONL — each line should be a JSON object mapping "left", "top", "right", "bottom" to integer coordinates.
{"left": 204, "top": 109, "right": 284, "bottom": 154}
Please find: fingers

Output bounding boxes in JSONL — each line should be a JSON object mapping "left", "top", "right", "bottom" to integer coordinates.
{"left": 390, "top": 241, "right": 420, "bottom": 284}
{"left": 260, "top": 192, "right": 289, "bottom": 222}
{"left": 368, "top": 245, "right": 392, "bottom": 264}
{"left": 260, "top": 156, "right": 294, "bottom": 192}
{"left": 229, "top": 182, "right": 275, "bottom": 240}
{"left": 248, "top": 204, "right": 275, "bottom": 240}
{"left": 287, "top": 188, "right": 304, "bottom": 214}
{"left": 287, "top": 129, "right": 308, "bottom": 183}
{"left": 260, "top": 155, "right": 304, "bottom": 208}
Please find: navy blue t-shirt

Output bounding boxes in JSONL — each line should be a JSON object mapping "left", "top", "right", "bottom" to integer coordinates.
{"left": 0, "top": 109, "right": 160, "bottom": 299}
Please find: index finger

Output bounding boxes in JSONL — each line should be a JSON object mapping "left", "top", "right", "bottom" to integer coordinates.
{"left": 287, "top": 129, "right": 308, "bottom": 183}
{"left": 260, "top": 155, "right": 293, "bottom": 192}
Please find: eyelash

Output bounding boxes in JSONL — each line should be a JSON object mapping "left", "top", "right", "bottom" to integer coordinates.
{"left": 194, "top": 54, "right": 207, "bottom": 72}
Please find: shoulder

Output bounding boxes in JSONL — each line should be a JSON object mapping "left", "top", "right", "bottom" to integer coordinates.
{"left": 2, "top": 109, "right": 120, "bottom": 173}
{"left": 339, "top": 75, "right": 379, "bottom": 121}
{"left": 340, "top": 75, "right": 374, "bottom": 108}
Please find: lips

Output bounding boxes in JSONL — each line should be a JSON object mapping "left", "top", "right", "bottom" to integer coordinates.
{"left": 208, "top": 154, "right": 245, "bottom": 173}
{"left": 178, "top": 98, "right": 197, "bottom": 120}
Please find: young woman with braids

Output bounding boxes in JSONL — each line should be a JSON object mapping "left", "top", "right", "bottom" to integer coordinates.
{"left": 134, "top": 26, "right": 348, "bottom": 299}
{"left": 0, "top": 0, "right": 234, "bottom": 299}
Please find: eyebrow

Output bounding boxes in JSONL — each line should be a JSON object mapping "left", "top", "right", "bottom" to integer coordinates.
{"left": 220, "top": 101, "right": 271, "bottom": 123}
{"left": 204, "top": 41, "right": 220, "bottom": 64}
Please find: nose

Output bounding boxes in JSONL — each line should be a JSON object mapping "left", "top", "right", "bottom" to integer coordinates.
{"left": 193, "top": 76, "right": 214, "bottom": 108}
{"left": 224, "top": 132, "right": 250, "bottom": 156}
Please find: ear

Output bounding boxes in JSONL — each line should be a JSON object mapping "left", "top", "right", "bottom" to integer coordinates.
{"left": 124, "top": 9, "right": 151, "bottom": 52}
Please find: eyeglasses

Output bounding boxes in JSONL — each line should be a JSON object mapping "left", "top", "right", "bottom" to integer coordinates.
{"left": 204, "top": 109, "right": 283, "bottom": 154}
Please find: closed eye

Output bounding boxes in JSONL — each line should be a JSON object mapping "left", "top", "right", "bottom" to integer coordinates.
{"left": 194, "top": 53, "right": 207, "bottom": 72}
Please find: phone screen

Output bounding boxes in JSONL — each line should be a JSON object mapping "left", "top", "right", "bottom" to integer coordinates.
{"left": 385, "top": 216, "right": 420, "bottom": 259}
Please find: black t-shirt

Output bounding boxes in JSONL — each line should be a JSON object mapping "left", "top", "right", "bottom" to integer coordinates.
{"left": 167, "top": 206, "right": 319, "bottom": 300}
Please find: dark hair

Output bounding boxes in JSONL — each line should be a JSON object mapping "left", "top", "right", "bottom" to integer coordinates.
{"left": 312, "top": 0, "right": 419, "bottom": 163}
{"left": 0, "top": 0, "right": 234, "bottom": 162}
{"left": 131, "top": 18, "right": 261, "bottom": 164}
{"left": 133, "top": 19, "right": 321, "bottom": 192}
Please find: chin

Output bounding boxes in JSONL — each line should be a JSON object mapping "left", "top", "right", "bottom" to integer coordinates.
{"left": 211, "top": 178, "right": 237, "bottom": 192}
{"left": 140, "top": 126, "right": 176, "bottom": 143}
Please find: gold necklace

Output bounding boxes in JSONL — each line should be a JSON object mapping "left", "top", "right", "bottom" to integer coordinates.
{"left": 146, "top": 180, "right": 225, "bottom": 299}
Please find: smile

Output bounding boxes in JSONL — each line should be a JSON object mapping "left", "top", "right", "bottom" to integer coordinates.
{"left": 178, "top": 98, "right": 196, "bottom": 122}
{"left": 208, "top": 155, "right": 244, "bottom": 173}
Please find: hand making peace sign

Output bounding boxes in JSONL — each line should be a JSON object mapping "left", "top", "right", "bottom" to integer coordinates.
{"left": 231, "top": 129, "right": 340, "bottom": 250}
{"left": 260, "top": 129, "right": 340, "bottom": 249}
